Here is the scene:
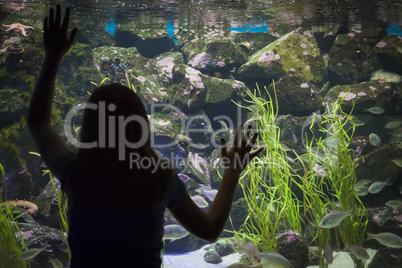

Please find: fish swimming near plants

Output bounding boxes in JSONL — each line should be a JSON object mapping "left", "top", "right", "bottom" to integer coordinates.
{"left": 190, "top": 195, "right": 209, "bottom": 208}
{"left": 385, "top": 199, "right": 402, "bottom": 208}
{"left": 366, "top": 232, "right": 402, "bottom": 248}
{"left": 21, "top": 211, "right": 36, "bottom": 224}
{"left": 319, "top": 209, "right": 354, "bottom": 228}
{"left": 260, "top": 252, "right": 294, "bottom": 268}
{"left": 354, "top": 179, "right": 373, "bottom": 196}
{"left": 391, "top": 159, "right": 402, "bottom": 168}
{"left": 48, "top": 257, "right": 64, "bottom": 268}
{"left": 368, "top": 133, "right": 381, "bottom": 146}
{"left": 354, "top": 185, "right": 370, "bottom": 196}
{"left": 368, "top": 177, "right": 392, "bottom": 194}
{"left": 189, "top": 142, "right": 208, "bottom": 150}
{"left": 365, "top": 107, "right": 385, "bottom": 114}
{"left": 196, "top": 186, "right": 218, "bottom": 201}
{"left": 324, "top": 242, "right": 334, "bottom": 264}
{"left": 163, "top": 224, "right": 189, "bottom": 241}
{"left": 238, "top": 240, "right": 261, "bottom": 265}
{"left": 355, "top": 179, "right": 373, "bottom": 187}
{"left": 19, "top": 247, "right": 47, "bottom": 260}
{"left": 345, "top": 244, "right": 369, "bottom": 260}
{"left": 384, "top": 121, "right": 402, "bottom": 129}
{"left": 58, "top": 241, "right": 68, "bottom": 253}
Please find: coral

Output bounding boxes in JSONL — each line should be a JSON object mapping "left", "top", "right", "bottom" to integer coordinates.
{"left": 370, "top": 69, "right": 402, "bottom": 83}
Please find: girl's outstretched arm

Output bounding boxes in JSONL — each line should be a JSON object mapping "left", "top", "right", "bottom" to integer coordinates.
{"left": 169, "top": 124, "right": 263, "bottom": 242}
{"left": 27, "top": 5, "right": 78, "bottom": 178}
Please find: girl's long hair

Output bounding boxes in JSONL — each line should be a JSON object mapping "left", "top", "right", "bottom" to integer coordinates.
{"left": 64, "top": 84, "right": 174, "bottom": 210}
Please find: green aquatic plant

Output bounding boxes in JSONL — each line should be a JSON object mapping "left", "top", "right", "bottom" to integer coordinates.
{"left": 125, "top": 71, "right": 137, "bottom": 93}
{"left": 89, "top": 77, "right": 111, "bottom": 95}
{"left": 233, "top": 84, "right": 367, "bottom": 267}
{"left": 295, "top": 98, "right": 367, "bottom": 268}
{"left": 89, "top": 72, "right": 137, "bottom": 94}
{"left": 235, "top": 83, "right": 302, "bottom": 251}
{"left": 0, "top": 162, "right": 30, "bottom": 268}
{"left": 29, "top": 152, "right": 71, "bottom": 259}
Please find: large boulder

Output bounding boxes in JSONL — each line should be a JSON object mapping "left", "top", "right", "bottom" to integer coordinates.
{"left": 368, "top": 247, "right": 402, "bottom": 268}
{"left": 372, "top": 34, "right": 402, "bottom": 74}
{"left": 182, "top": 35, "right": 247, "bottom": 77}
{"left": 266, "top": 75, "right": 323, "bottom": 116}
{"left": 229, "top": 31, "right": 278, "bottom": 56}
{"left": 276, "top": 231, "right": 309, "bottom": 268}
{"left": 237, "top": 28, "right": 327, "bottom": 87}
{"left": 325, "top": 80, "right": 400, "bottom": 115}
{"left": 328, "top": 33, "right": 381, "bottom": 85}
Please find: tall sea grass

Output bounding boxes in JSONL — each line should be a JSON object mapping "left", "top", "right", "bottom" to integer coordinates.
{"left": 29, "top": 152, "right": 71, "bottom": 259}
{"left": 0, "top": 162, "right": 29, "bottom": 267}
{"left": 236, "top": 83, "right": 302, "bottom": 251}
{"left": 296, "top": 100, "right": 367, "bottom": 268}
{"left": 235, "top": 85, "right": 367, "bottom": 267}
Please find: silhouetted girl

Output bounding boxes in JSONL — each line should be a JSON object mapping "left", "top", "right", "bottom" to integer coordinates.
{"left": 28, "top": 5, "right": 262, "bottom": 267}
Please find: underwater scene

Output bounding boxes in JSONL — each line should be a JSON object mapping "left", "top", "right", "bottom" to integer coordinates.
{"left": 0, "top": 0, "right": 402, "bottom": 267}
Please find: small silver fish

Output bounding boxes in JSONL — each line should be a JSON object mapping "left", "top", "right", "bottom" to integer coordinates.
{"left": 365, "top": 107, "right": 385, "bottom": 114}
{"left": 391, "top": 159, "right": 402, "bottom": 168}
{"left": 352, "top": 118, "right": 365, "bottom": 127}
{"left": 319, "top": 209, "right": 353, "bottom": 228}
{"left": 369, "top": 133, "right": 381, "bottom": 146}
{"left": 238, "top": 240, "right": 261, "bottom": 265}
{"left": 19, "top": 247, "right": 47, "bottom": 260}
{"left": 366, "top": 232, "right": 402, "bottom": 248}
{"left": 354, "top": 185, "right": 370, "bottom": 196}
{"left": 347, "top": 245, "right": 369, "bottom": 260}
{"left": 368, "top": 177, "right": 392, "bottom": 194}
{"left": 260, "top": 252, "right": 294, "bottom": 268}
{"left": 190, "top": 143, "right": 208, "bottom": 149}
{"left": 292, "top": 131, "right": 298, "bottom": 144}
{"left": 49, "top": 257, "right": 64, "bottom": 268}
{"left": 385, "top": 121, "right": 402, "bottom": 129}
{"left": 163, "top": 224, "right": 189, "bottom": 241}
{"left": 324, "top": 243, "right": 334, "bottom": 263}
{"left": 58, "top": 241, "right": 68, "bottom": 253}
{"left": 197, "top": 186, "right": 218, "bottom": 201}
{"left": 355, "top": 179, "right": 373, "bottom": 187}
{"left": 191, "top": 195, "right": 209, "bottom": 208}
{"left": 21, "top": 212, "right": 36, "bottom": 224}
{"left": 385, "top": 199, "right": 402, "bottom": 208}
{"left": 320, "top": 81, "right": 330, "bottom": 94}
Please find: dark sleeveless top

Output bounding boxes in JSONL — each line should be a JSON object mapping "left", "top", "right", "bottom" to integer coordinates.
{"left": 56, "top": 152, "right": 186, "bottom": 267}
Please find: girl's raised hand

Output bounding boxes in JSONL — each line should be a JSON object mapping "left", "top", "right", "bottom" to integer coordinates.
{"left": 43, "top": 5, "right": 78, "bottom": 57}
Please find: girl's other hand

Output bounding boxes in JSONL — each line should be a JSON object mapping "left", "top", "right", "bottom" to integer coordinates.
{"left": 220, "top": 124, "right": 264, "bottom": 174}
